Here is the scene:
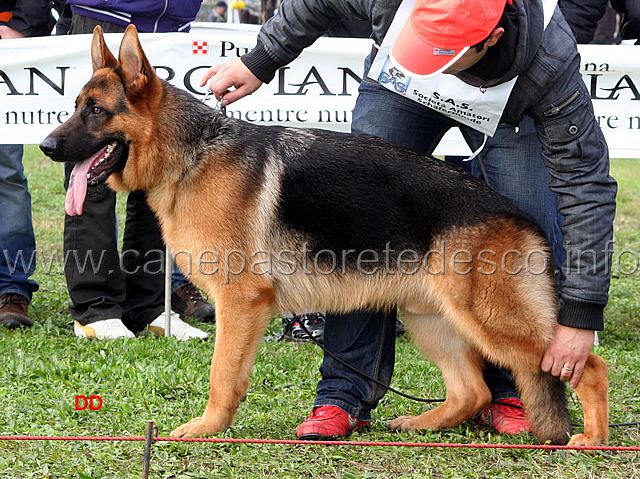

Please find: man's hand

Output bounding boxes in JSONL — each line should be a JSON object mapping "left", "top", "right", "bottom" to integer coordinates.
{"left": 541, "top": 324, "right": 595, "bottom": 388}
{"left": 200, "top": 59, "right": 263, "bottom": 106}
{"left": 0, "top": 25, "right": 26, "bottom": 39}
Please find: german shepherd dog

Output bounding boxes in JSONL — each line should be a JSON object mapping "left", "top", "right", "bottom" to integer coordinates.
{"left": 40, "top": 25, "right": 609, "bottom": 446}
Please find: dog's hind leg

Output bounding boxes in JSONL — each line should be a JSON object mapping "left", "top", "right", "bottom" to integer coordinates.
{"left": 389, "top": 314, "right": 491, "bottom": 432}
{"left": 567, "top": 353, "right": 609, "bottom": 446}
{"left": 508, "top": 364, "right": 571, "bottom": 444}
{"left": 487, "top": 350, "right": 607, "bottom": 446}
{"left": 170, "top": 281, "right": 276, "bottom": 438}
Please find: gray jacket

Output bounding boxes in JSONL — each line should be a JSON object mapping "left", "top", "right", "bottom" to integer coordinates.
{"left": 241, "top": 0, "right": 617, "bottom": 331}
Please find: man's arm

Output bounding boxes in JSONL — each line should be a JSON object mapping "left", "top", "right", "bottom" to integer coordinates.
{"left": 200, "top": 59, "right": 264, "bottom": 106}
{"left": 542, "top": 325, "right": 597, "bottom": 388}
{"left": 532, "top": 71, "right": 616, "bottom": 388}
{"left": 0, "top": 25, "right": 25, "bottom": 39}
{"left": 3, "top": 0, "right": 55, "bottom": 38}
{"left": 201, "top": 0, "right": 372, "bottom": 103}
{"left": 536, "top": 84, "right": 615, "bottom": 388}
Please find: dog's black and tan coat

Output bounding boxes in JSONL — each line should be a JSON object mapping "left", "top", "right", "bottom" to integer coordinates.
{"left": 40, "top": 25, "right": 609, "bottom": 446}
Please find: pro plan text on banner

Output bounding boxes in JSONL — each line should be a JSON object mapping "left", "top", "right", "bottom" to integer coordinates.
{"left": 0, "top": 24, "right": 639, "bottom": 158}
{"left": 0, "top": 29, "right": 370, "bottom": 144}
{"left": 367, "top": 0, "right": 557, "bottom": 137}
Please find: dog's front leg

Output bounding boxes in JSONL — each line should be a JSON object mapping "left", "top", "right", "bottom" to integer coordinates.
{"left": 567, "top": 353, "right": 609, "bottom": 446}
{"left": 170, "top": 282, "right": 275, "bottom": 438}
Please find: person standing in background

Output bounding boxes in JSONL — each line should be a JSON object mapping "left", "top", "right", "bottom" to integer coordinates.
{"left": 62, "top": 0, "right": 212, "bottom": 340}
{"left": 0, "top": 0, "right": 63, "bottom": 328}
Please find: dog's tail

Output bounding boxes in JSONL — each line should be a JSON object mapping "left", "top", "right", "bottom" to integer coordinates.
{"left": 513, "top": 368, "right": 571, "bottom": 444}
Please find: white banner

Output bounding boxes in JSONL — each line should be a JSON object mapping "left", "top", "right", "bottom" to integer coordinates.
{"left": 0, "top": 29, "right": 639, "bottom": 158}
{"left": 0, "top": 30, "right": 366, "bottom": 141}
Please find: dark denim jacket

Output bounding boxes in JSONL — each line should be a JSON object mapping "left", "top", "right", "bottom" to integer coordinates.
{"left": 513, "top": 8, "right": 617, "bottom": 330}
{"left": 242, "top": 0, "right": 617, "bottom": 330}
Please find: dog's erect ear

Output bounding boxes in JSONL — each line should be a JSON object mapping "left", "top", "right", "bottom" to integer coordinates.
{"left": 91, "top": 25, "right": 118, "bottom": 72}
{"left": 117, "top": 24, "right": 155, "bottom": 96}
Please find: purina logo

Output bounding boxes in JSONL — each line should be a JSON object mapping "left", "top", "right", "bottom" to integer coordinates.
{"left": 192, "top": 40, "right": 209, "bottom": 55}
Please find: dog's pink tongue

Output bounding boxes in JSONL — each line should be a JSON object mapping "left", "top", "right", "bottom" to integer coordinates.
{"left": 65, "top": 158, "right": 93, "bottom": 216}
{"left": 65, "top": 147, "right": 109, "bottom": 216}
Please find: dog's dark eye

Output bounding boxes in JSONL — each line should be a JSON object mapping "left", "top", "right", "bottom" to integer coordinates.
{"left": 92, "top": 106, "right": 102, "bottom": 115}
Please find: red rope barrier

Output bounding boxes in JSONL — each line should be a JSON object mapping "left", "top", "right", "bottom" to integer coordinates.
{"left": 0, "top": 435, "right": 638, "bottom": 451}
{"left": 0, "top": 436, "right": 145, "bottom": 442}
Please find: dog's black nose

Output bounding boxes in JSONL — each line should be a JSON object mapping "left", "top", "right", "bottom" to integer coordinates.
{"left": 39, "top": 136, "right": 59, "bottom": 158}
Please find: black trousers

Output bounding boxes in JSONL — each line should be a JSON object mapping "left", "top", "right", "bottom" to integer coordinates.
{"left": 63, "top": 14, "right": 165, "bottom": 332}
{"left": 64, "top": 174, "right": 165, "bottom": 332}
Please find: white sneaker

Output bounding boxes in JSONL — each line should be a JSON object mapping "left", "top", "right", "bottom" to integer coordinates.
{"left": 148, "top": 311, "right": 209, "bottom": 340}
{"left": 74, "top": 319, "right": 135, "bottom": 339}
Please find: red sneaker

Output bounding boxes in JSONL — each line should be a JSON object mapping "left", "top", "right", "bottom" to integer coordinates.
{"left": 473, "top": 398, "right": 533, "bottom": 434}
{"left": 296, "top": 406, "right": 371, "bottom": 440}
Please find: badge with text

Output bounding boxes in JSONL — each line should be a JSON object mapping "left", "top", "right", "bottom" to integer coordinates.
{"left": 368, "top": 0, "right": 557, "bottom": 136}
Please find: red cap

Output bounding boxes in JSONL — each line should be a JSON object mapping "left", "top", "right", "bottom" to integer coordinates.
{"left": 390, "top": 0, "right": 509, "bottom": 78}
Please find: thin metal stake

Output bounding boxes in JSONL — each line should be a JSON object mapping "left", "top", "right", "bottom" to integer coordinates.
{"left": 142, "top": 420, "right": 155, "bottom": 479}
{"left": 164, "top": 245, "right": 172, "bottom": 337}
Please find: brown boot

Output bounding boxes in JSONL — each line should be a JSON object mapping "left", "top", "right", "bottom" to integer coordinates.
{"left": 171, "top": 284, "right": 216, "bottom": 322}
{"left": 0, "top": 293, "right": 32, "bottom": 328}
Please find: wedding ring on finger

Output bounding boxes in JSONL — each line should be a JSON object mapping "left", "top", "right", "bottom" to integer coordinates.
{"left": 562, "top": 365, "right": 574, "bottom": 372}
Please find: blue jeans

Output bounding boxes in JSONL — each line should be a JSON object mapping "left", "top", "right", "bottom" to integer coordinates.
{"left": 462, "top": 118, "right": 566, "bottom": 275}
{"left": 314, "top": 58, "right": 564, "bottom": 418}
{"left": 317, "top": 309, "right": 396, "bottom": 421}
{"left": 171, "top": 266, "right": 190, "bottom": 294}
{"left": 0, "top": 145, "right": 39, "bottom": 302}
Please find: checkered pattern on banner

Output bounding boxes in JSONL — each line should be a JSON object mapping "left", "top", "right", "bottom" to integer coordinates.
{"left": 192, "top": 41, "right": 209, "bottom": 55}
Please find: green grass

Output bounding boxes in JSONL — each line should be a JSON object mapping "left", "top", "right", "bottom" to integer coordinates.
{"left": 0, "top": 146, "right": 638, "bottom": 478}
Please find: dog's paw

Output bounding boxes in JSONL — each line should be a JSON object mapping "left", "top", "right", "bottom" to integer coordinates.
{"left": 170, "top": 416, "right": 223, "bottom": 438}
{"left": 170, "top": 417, "right": 205, "bottom": 438}
{"left": 388, "top": 415, "right": 419, "bottom": 432}
{"left": 567, "top": 433, "right": 608, "bottom": 447}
